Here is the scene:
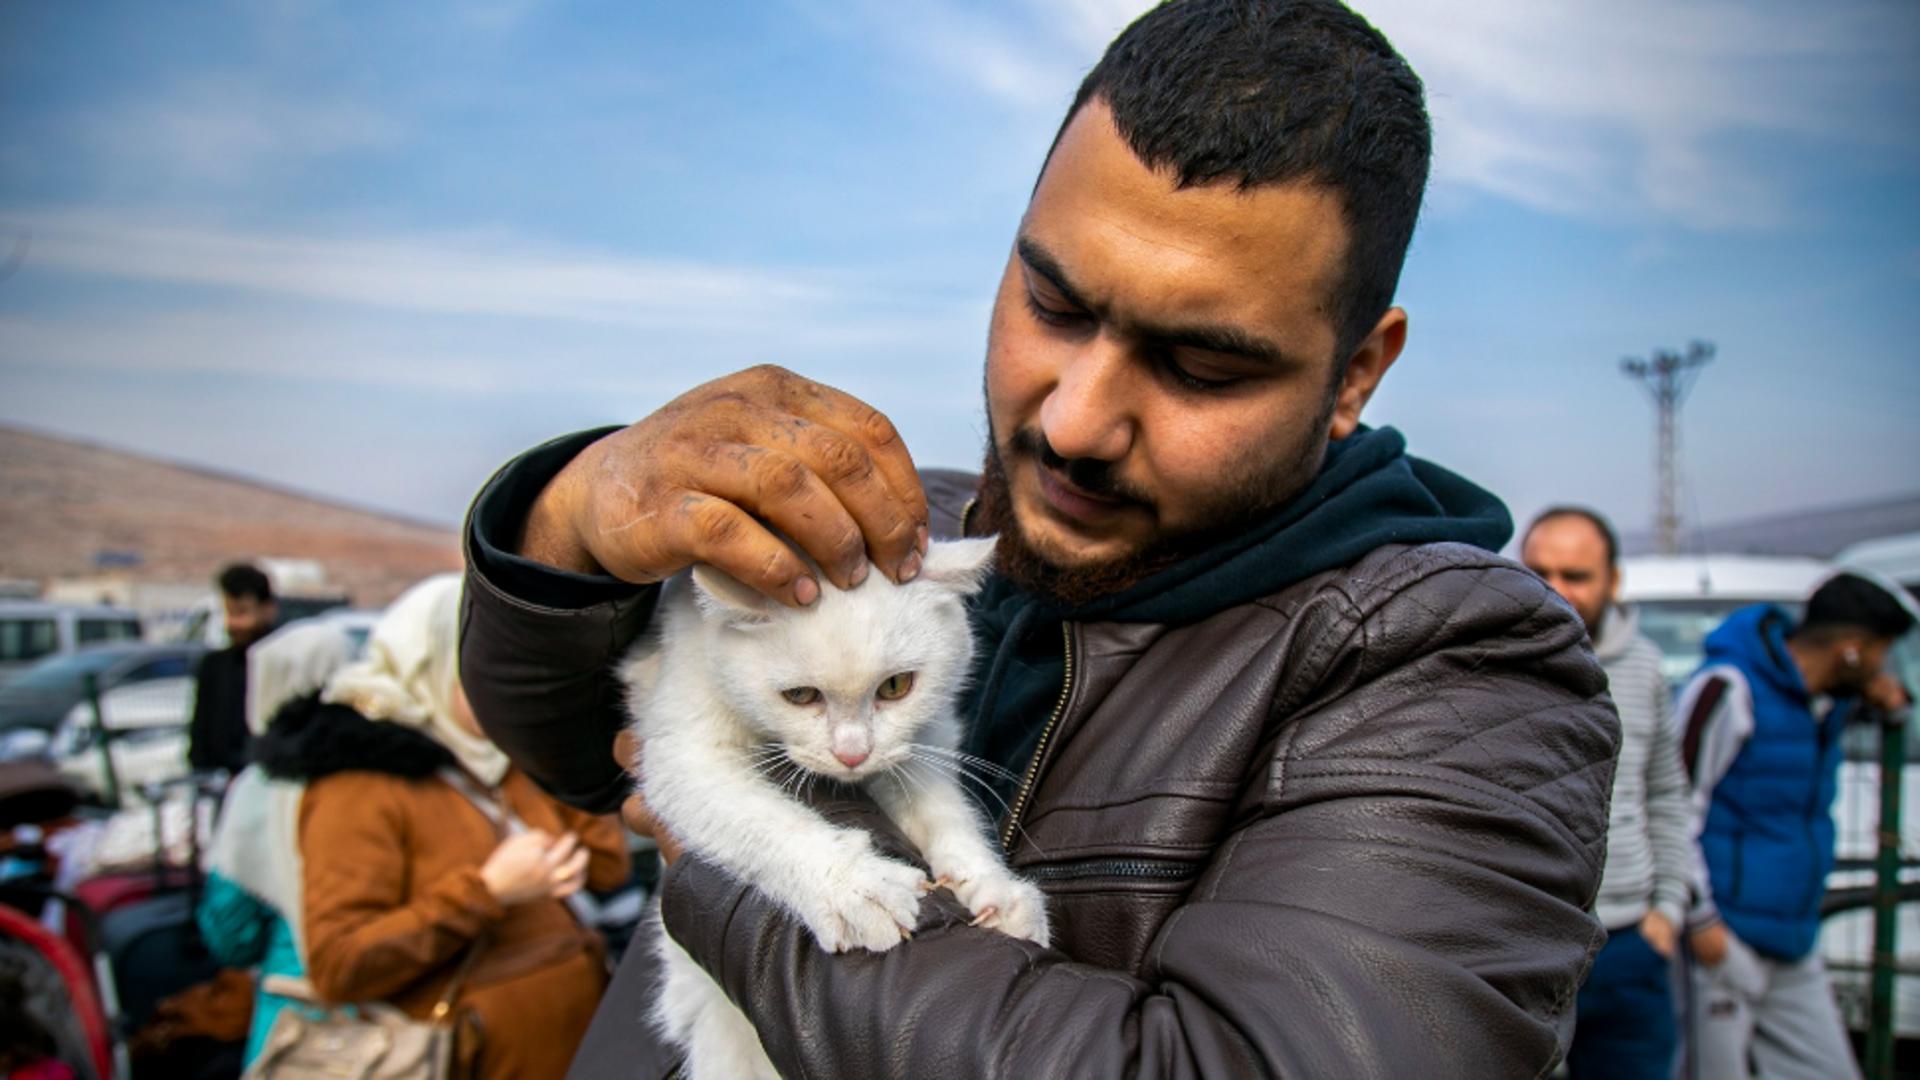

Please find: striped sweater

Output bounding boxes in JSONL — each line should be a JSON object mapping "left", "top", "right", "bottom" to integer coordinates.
{"left": 1591, "top": 605, "right": 1695, "bottom": 931}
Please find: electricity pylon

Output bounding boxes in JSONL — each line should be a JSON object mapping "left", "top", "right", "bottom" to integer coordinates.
{"left": 1621, "top": 341, "right": 1715, "bottom": 555}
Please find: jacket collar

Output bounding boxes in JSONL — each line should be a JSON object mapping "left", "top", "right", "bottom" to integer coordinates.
{"left": 253, "top": 692, "right": 455, "bottom": 782}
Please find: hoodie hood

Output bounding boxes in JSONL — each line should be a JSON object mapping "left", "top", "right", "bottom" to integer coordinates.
{"left": 1593, "top": 605, "right": 1640, "bottom": 664}
{"left": 253, "top": 691, "right": 454, "bottom": 783}
{"left": 1701, "top": 603, "right": 1807, "bottom": 702}
{"left": 962, "top": 425, "right": 1513, "bottom": 792}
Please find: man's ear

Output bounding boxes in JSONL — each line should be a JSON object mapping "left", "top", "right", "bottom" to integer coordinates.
{"left": 690, "top": 565, "right": 773, "bottom": 625}
{"left": 918, "top": 537, "right": 997, "bottom": 596}
{"left": 1608, "top": 564, "right": 1624, "bottom": 606}
{"left": 1328, "top": 307, "right": 1408, "bottom": 440}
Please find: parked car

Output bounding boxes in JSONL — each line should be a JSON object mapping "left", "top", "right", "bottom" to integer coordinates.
{"left": 0, "top": 644, "right": 203, "bottom": 737}
{"left": 1619, "top": 553, "right": 1920, "bottom": 1038}
{"left": 0, "top": 601, "right": 143, "bottom": 688}
{"left": 43, "top": 611, "right": 379, "bottom": 801}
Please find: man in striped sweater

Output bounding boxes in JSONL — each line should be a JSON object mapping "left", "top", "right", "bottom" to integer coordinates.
{"left": 1525, "top": 507, "right": 1693, "bottom": 1078}
{"left": 1676, "top": 573, "right": 1913, "bottom": 1080}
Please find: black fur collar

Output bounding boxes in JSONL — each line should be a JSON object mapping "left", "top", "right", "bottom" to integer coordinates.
{"left": 253, "top": 693, "right": 453, "bottom": 782}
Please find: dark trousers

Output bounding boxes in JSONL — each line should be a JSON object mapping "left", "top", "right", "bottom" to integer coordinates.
{"left": 1567, "top": 922, "right": 1679, "bottom": 1079}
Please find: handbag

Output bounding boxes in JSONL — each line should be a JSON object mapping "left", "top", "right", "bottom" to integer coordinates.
{"left": 245, "top": 772, "right": 516, "bottom": 1079}
{"left": 244, "top": 945, "right": 485, "bottom": 1080}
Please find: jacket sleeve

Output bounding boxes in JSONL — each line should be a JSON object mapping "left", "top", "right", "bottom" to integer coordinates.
{"left": 458, "top": 428, "right": 660, "bottom": 814}
{"left": 299, "top": 774, "right": 507, "bottom": 1004}
{"left": 187, "top": 652, "right": 218, "bottom": 771}
{"left": 1644, "top": 658, "right": 1695, "bottom": 929}
{"left": 1675, "top": 667, "right": 1754, "bottom": 930}
{"left": 660, "top": 556, "right": 1619, "bottom": 1079}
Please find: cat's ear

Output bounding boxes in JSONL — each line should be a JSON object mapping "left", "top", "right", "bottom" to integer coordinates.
{"left": 690, "top": 565, "right": 774, "bottom": 625}
{"left": 918, "top": 536, "right": 996, "bottom": 596}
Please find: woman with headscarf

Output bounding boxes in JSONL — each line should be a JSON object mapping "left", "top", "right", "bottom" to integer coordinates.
{"left": 197, "top": 619, "right": 357, "bottom": 1067}
{"left": 274, "top": 574, "right": 629, "bottom": 1079}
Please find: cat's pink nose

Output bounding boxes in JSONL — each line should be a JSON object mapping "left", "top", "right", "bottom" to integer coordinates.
{"left": 834, "top": 749, "right": 869, "bottom": 768}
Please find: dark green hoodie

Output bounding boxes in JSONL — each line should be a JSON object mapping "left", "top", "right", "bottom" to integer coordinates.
{"left": 960, "top": 425, "right": 1513, "bottom": 802}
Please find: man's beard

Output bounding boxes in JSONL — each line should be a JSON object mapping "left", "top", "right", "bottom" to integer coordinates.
{"left": 976, "top": 414, "right": 1332, "bottom": 610}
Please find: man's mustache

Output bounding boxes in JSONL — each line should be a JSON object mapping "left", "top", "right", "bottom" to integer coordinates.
{"left": 1004, "top": 427, "right": 1153, "bottom": 508}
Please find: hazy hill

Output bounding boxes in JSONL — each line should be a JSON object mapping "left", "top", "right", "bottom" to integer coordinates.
{"left": 0, "top": 425, "right": 461, "bottom": 607}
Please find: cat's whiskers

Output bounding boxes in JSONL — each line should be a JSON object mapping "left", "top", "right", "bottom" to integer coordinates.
{"left": 903, "top": 748, "right": 1048, "bottom": 857}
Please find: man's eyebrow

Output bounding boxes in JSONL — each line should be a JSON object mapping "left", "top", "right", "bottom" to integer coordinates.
{"left": 1015, "top": 235, "right": 1297, "bottom": 368}
{"left": 1016, "top": 236, "right": 1096, "bottom": 314}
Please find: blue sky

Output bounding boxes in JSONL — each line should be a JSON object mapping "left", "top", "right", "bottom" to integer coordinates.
{"left": 2, "top": 0, "right": 1916, "bottom": 547}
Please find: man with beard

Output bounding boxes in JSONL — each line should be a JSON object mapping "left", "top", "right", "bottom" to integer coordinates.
{"left": 459, "top": 1, "right": 1620, "bottom": 1075}
{"left": 1522, "top": 507, "right": 1692, "bottom": 1077}
{"left": 187, "top": 562, "right": 278, "bottom": 773}
{"left": 1677, "top": 573, "right": 1913, "bottom": 1080}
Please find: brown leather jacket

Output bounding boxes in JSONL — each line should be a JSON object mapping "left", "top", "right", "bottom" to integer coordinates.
{"left": 461, "top": 438, "right": 1620, "bottom": 1079}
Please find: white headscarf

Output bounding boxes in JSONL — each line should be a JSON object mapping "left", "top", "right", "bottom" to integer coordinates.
{"left": 209, "top": 620, "right": 356, "bottom": 961}
{"left": 322, "top": 573, "right": 510, "bottom": 787}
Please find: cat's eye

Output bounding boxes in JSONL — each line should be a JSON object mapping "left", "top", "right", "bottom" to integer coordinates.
{"left": 875, "top": 672, "right": 915, "bottom": 701}
{"left": 781, "top": 686, "right": 822, "bottom": 706}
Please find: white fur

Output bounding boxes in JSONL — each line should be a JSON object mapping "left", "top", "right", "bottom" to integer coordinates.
{"left": 623, "top": 537, "right": 1049, "bottom": 1079}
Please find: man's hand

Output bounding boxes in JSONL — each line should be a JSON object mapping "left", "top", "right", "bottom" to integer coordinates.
{"left": 614, "top": 730, "right": 683, "bottom": 865}
{"left": 1689, "top": 922, "right": 1730, "bottom": 967}
{"left": 519, "top": 365, "right": 931, "bottom": 606}
{"left": 1865, "top": 671, "right": 1913, "bottom": 715}
{"left": 1640, "top": 910, "right": 1678, "bottom": 959}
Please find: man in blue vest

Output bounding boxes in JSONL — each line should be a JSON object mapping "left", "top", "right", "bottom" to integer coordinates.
{"left": 1678, "top": 573, "right": 1914, "bottom": 1079}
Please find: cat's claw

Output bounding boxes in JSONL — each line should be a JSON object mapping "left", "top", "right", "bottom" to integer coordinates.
{"left": 795, "top": 832, "right": 928, "bottom": 954}
{"left": 945, "top": 868, "right": 1050, "bottom": 947}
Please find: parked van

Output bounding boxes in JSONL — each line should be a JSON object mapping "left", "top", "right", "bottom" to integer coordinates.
{"left": 0, "top": 601, "right": 144, "bottom": 688}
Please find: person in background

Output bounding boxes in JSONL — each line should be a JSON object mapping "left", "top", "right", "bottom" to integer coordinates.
{"left": 1679, "top": 572, "right": 1915, "bottom": 1079}
{"left": 187, "top": 563, "right": 279, "bottom": 774}
{"left": 195, "top": 620, "right": 356, "bottom": 1067}
{"left": 1522, "top": 507, "right": 1693, "bottom": 1078}
{"left": 292, "top": 574, "right": 629, "bottom": 1079}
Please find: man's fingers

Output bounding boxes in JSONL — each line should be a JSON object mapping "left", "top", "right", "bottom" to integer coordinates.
{"left": 783, "top": 421, "right": 924, "bottom": 581}
{"left": 754, "top": 369, "right": 930, "bottom": 576}
{"left": 693, "top": 439, "right": 870, "bottom": 590}
{"left": 668, "top": 492, "right": 819, "bottom": 606}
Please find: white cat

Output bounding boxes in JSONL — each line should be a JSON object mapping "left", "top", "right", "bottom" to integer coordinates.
{"left": 621, "top": 536, "right": 1049, "bottom": 1080}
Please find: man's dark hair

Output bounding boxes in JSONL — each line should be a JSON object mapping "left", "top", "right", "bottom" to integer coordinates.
{"left": 1798, "top": 573, "right": 1915, "bottom": 643}
{"left": 1054, "top": 0, "right": 1430, "bottom": 361}
{"left": 1525, "top": 506, "right": 1620, "bottom": 567}
{"left": 216, "top": 563, "right": 274, "bottom": 604}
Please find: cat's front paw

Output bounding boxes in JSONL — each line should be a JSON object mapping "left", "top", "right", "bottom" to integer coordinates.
{"left": 943, "top": 866, "right": 1050, "bottom": 947}
{"left": 793, "top": 833, "right": 928, "bottom": 954}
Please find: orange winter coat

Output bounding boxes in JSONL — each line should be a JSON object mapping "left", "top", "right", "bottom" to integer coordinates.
{"left": 300, "top": 765, "right": 630, "bottom": 1079}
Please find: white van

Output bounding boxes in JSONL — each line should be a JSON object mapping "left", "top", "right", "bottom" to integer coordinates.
{"left": 0, "top": 601, "right": 144, "bottom": 687}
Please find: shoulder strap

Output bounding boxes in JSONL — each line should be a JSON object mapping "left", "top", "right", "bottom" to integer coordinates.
{"left": 431, "top": 932, "right": 490, "bottom": 1022}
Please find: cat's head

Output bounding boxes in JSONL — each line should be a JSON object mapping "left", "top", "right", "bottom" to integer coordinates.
{"left": 689, "top": 536, "right": 995, "bottom": 783}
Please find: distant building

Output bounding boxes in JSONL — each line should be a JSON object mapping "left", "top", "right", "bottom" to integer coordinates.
{"left": 1621, "top": 492, "right": 1920, "bottom": 561}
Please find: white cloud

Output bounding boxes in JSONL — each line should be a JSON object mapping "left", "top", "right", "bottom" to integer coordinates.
{"left": 823, "top": 0, "right": 1919, "bottom": 232}
{"left": 72, "top": 74, "right": 405, "bottom": 188}
{"left": 0, "top": 208, "right": 988, "bottom": 406}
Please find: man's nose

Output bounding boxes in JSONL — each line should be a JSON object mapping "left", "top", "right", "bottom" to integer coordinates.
{"left": 1039, "top": 336, "right": 1135, "bottom": 462}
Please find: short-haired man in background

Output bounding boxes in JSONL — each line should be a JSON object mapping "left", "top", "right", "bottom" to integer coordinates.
{"left": 187, "top": 562, "right": 277, "bottom": 773}
{"left": 1679, "top": 573, "right": 1914, "bottom": 1079}
{"left": 1523, "top": 507, "right": 1693, "bottom": 1077}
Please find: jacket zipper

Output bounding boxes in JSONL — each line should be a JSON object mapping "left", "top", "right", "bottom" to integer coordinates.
{"left": 1001, "top": 622, "right": 1076, "bottom": 852}
{"left": 1022, "top": 857, "right": 1199, "bottom": 884}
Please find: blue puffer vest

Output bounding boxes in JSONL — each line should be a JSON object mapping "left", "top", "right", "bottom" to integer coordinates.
{"left": 1696, "top": 605, "right": 1848, "bottom": 961}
